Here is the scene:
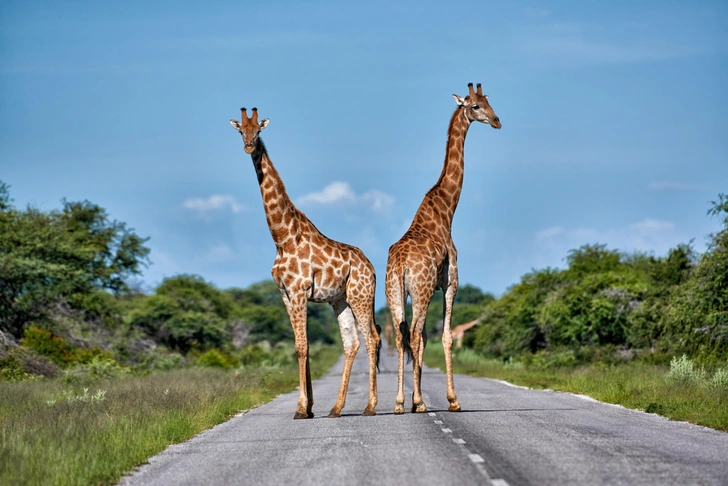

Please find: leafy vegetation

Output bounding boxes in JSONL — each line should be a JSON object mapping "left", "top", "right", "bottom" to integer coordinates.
{"left": 419, "top": 194, "right": 728, "bottom": 432}
{"left": 375, "top": 283, "right": 494, "bottom": 337}
{"left": 0, "top": 182, "right": 341, "bottom": 380}
{"left": 468, "top": 195, "right": 727, "bottom": 363}
{"left": 425, "top": 343, "right": 728, "bottom": 432}
{"left": 0, "top": 345, "right": 340, "bottom": 486}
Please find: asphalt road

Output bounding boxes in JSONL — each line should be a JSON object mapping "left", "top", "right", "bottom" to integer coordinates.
{"left": 121, "top": 341, "right": 728, "bottom": 486}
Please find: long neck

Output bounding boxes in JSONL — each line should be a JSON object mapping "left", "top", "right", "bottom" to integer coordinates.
{"left": 250, "top": 138, "right": 300, "bottom": 248}
{"left": 413, "top": 106, "right": 471, "bottom": 230}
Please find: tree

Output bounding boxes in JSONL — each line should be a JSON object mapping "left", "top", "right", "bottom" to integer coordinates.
{"left": 0, "top": 182, "right": 150, "bottom": 336}
{"left": 126, "top": 275, "right": 235, "bottom": 354}
{"left": 665, "top": 194, "right": 728, "bottom": 359}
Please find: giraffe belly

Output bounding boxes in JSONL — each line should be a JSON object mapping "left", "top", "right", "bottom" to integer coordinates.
{"left": 309, "top": 283, "right": 345, "bottom": 303}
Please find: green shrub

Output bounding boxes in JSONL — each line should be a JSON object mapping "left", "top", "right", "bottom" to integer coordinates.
{"left": 138, "top": 350, "right": 187, "bottom": 371}
{"left": 527, "top": 349, "right": 578, "bottom": 369}
{"left": 62, "top": 356, "right": 130, "bottom": 384}
{"left": 711, "top": 366, "right": 728, "bottom": 390}
{"left": 0, "top": 346, "right": 59, "bottom": 380}
{"left": 666, "top": 355, "right": 707, "bottom": 385}
{"left": 21, "top": 327, "right": 77, "bottom": 365}
{"left": 195, "top": 349, "right": 237, "bottom": 369}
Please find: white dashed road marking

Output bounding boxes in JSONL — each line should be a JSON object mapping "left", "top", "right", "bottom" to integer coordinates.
{"left": 434, "top": 414, "right": 505, "bottom": 484}
{"left": 468, "top": 454, "right": 485, "bottom": 464}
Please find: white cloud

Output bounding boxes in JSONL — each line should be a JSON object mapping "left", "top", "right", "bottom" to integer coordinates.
{"left": 532, "top": 218, "right": 683, "bottom": 267}
{"left": 204, "top": 243, "right": 235, "bottom": 262}
{"left": 183, "top": 195, "right": 245, "bottom": 214}
{"left": 536, "top": 226, "right": 564, "bottom": 240}
{"left": 648, "top": 180, "right": 711, "bottom": 191}
{"left": 297, "top": 181, "right": 394, "bottom": 212}
{"left": 298, "top": 181, "right": 356, "bottom": 205}
{"left": 361, "top": 190, "right": 395, "bottom": 211}
{"left": 630, "top": 218, "right": 674, "bottom": 234}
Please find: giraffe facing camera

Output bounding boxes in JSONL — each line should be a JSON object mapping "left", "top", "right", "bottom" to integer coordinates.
{"left": 230, "top": 107, "right": 382, "bottom": 420}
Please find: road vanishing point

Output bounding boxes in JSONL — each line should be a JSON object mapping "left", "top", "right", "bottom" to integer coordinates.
{"left": 122, "top": 341, "right": 728, "bottom": 486}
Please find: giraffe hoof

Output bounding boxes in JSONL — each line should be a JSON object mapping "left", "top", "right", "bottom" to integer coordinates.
{"left": 294, "top": 412, "right": 311, "bottom": 420}
{"left": 448, "top": 402, "right": 462, "bottom": 412}
{"left": 414, "top": 403, "right": 427, "bottom": 413}
{"left": 394, "top": 405, "right": 405, "bottom": 415}
{"left": 327, "top": 411, "right": 341, "bottom": 419}
{"left": 362, "top": 409, "right": 376, "bottom": 416}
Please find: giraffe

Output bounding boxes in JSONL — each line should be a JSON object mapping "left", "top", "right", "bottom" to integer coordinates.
{"left": 230, "top": 107, "right": 381, "bottom": 420}
{"left": 385, "top": 83, "right": 501, "bottom": 414}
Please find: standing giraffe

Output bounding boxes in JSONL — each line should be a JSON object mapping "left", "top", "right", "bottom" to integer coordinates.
{"left": 230, "top": 107, "right": 381, "bottom": 420}
{"left": 385, "top": 83, "right": 501, "bottom": 414}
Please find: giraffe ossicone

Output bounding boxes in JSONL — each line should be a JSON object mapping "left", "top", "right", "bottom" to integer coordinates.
{"left": 385, "top": 83, "right": 501, "bottom": 415}
{"left": 230, "top": 107, "right": 381, "bottom": 420}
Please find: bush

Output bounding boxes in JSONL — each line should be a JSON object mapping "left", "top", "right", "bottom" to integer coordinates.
{"left": 0, "top": 346, "right": 59, "bottom": 380}
{"left": 526, "top": 349, "right": 579, "bottom": 369}
{"left": 711, "top": 366, "right": 728, "bottom": 390}
{"left": 666, "top": 355, "right": 707, "bottom": 385}
{"left": 61, "top": 356, "right": 130, "bottom": 383}
{"left": 195, "top": 349, "right": 237, "bottom": 369}
{"left": 21, "top": 326, "right": 110, "bottom": 367}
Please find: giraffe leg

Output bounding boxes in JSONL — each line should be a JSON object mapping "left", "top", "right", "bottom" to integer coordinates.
{"left": 281, "top": 291, "right": 313, "bottom": 420}
{"left": 349, "top": 296, "right": 380, "bottom": 416}
{"left": 410, "top": 282, "right": 435, "bottom": 413}
{"left": 386, "top": 277, "right": 407, "bottom": 415}
{"left": 328, "top": 299, "right": 359, "bottom": 418}
{"left": 443, "top": 269, "right": 461, "bottom": 412}
{"left": 410, "top": 298, "right": 430, "bottom": 413}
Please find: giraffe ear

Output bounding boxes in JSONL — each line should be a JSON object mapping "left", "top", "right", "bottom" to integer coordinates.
{"left": 230, "top": 120, "right": 242, "bottom": 130}
{"left": 452, "top": 94, "right": 466, "bottom": 106}
{"left": 259, "top": 118, "right": 270, "bottom": 130}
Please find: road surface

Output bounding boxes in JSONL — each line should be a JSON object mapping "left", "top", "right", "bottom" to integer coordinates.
{"left": 122, "top": 341, "right": 728, "bottom": 486}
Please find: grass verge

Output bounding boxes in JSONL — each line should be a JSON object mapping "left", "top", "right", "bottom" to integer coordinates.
{"left": 424, "top": 342, "right": 728, "bottom": 432}
{"left": 0, "top": 345, "right": 340, "bottom": 486}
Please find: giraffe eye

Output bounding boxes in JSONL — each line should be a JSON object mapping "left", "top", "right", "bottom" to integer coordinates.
{"left": 472, "top": 105, "right": 480, "bottom": 110}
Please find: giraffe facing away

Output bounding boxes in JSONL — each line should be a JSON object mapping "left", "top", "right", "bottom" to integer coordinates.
{"left": 230, "top": 108, "right": 381, "bottom": 420}
{"left": 385, "top": 83, "right": 501, "bottom": 414}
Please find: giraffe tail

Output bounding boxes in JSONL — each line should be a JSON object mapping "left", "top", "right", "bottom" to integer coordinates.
{"left": 375, "top": 323, "right": 382, "bottom": 373}
{"left": 373, "top": 275, "right": 382, "bottom": 373}
{"left": 400, "top": 321, "right": 413, "bottom": 364}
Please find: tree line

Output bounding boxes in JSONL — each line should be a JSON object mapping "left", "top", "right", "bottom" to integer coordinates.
{"left": 2, "top": 179, "right": 725, "bottom": 379}
{"left": 465, "top": 194, "right": 727, "bottom": 363}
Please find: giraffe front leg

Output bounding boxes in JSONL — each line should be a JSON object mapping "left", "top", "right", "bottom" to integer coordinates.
{"left": 329, "top": 300, "right": 359, "bottom": 418}
{"left": 283, "top": 292, "right": 313, "bottom": 420}
{"left": 443, "top": 274, "right": 461, "bottom": 412}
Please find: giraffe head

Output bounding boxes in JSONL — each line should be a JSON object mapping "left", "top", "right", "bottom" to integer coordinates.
{"left": 453, "top": 83, "right": 501, "bottom": 129}
{"left": 230, "top": 107, "right": 270, "bottom": 153}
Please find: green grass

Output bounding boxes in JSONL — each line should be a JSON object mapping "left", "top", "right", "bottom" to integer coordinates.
{"left": 0, "top": 345, "right": 340, "bottom": 486}
{"left": 424, "top": 343, "right": 728, "bottom": 432}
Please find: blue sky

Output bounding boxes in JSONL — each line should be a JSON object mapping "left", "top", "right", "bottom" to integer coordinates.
{"left": 1, "top": 1, "right": 726, "bottom": 306}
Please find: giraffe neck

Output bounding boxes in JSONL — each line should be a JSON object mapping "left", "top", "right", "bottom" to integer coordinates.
{"left": 414, "top": 106, "right": 471, "bottom": 230}
{"left": 250, "top": 138, "right": 300, "bottom": 248}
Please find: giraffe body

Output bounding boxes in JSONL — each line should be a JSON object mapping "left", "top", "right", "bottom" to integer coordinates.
{"left": 231, "top": 108, "right": 380, "bottom": 419}
{"left": 385, "top": 84, "right": 501, "bottom": 414}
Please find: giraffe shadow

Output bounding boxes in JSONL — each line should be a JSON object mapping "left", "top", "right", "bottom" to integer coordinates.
{"left": 425, "top": 407, "right": 579, "bottom": 414}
